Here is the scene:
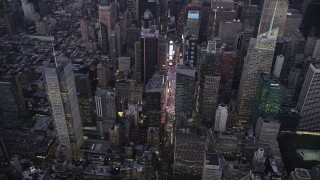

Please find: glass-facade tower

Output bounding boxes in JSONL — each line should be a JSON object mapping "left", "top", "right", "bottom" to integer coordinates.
{"left": 44, "top": 56, "right": 83, "bottom": 159}
{"left": 255, "top": 74, "right": 284, "bottom": 119}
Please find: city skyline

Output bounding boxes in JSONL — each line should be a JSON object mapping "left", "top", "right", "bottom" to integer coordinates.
{"left": 1, "top": 0, "right": 320, "bottom": 179}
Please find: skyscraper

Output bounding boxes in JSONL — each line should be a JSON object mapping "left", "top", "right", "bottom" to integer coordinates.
{"left": 300, "top": 0, "right": 320, "bottom": 37}
{"left": 74, "top": 73, "right": 94, "bottom": 127}
{"left": 0, "top": 80, "right": 26, "bottom": 128}
{"left": 100, "top": 24, "right": 109, "bottom": 53}
{"left": 214, "top": 104, "right": 228, "bottom": 132}
{"left": 97, "top": 62, "right": 111, "bottom": 89}
{"left": 198, "top": 46, "right": 221, "bottom": 121}
{"left": 183, "top": 10, "right": 201, "bottom": 67}
{"left": 238, "top": 28, "right": 278, "bottom": 120}
{"left": 95, "top": 88, "right": 116, "bottom": 136}
{"left": 137, "top": 0, "right": 157, "bottom": 26}
{"left": 99, "top": 0, "right": 115, "bottom": 42}
{"left": 255, "top": 117, "right": 280, "bottom": 143}
{"left": 257, "top": 0, "right": 288, "bottom": 37}
{"left": 80, "top": 19, "right": 89, "bottom": 41}
{"left": 283, "top": 9, "right": 302, "bottom": 37}
{"left": 44, "top": 55, "right": 83, "bottom": 159}
{"left": 175, "top": 68, "right": 196, "bottom": 119}
{"left": 21, "top": 0, "right": 40, "bottom": 21}
{"left": 145, "top": 74, "right": 165, "bottom": 127}
{"left": 273, "top": 55, "right": 284, "bottom": 78}
{"left": 134, "top": 27, "right": 160, "bottom": 83}
{"left": 174, "top": 125, "right": 205, "bottom": 178}
{"left": 296, "top": 63, "right": 320, "bottom": 132}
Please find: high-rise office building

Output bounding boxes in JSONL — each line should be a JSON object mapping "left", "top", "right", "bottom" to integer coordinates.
{"left": 255, "top": 74, "right": 284, "bottom": 119}
{"left": 198, "top": 47, "right": 221, "bottom": 121}
{"left": 183, "top": 36, "right": 199, "bottom": 67}
{"left": 220, "top": 51, "right": 237, "bottom": 97}
{"left": 140, "top": 9, "right": 156, "bottom": 28}
{"left": 218, "top": 20, "right": 242, "bottom": 51}
{"left": 114, "top": 23, "right": 123, "bottom": 57}
{"left": 296, "top": 63, "right": 320, "bottom": 132}
{"left": 145, "top": 74, "right": 165, "bottom": 127}
{"left": 134, "top": 27, "right": 161, "bottom": 83}
{"left": 109, "top": 31, "right": 117, "bottom": 55}
{"left": 175, "top": 68, "right": 196, "bottom": 119}
{"left": 211, "top": 1, "right": 237, "bottom": 37}
{"left": 118, "top": 56, "right": 131, "bottom": 72}
{"left": 199, "top": 7, "right": 211, "bottom": 42}
{"left": 158, "top": 39, "right": 167, "bottom": 68}
{"left": 109, "top": 123, "right": 125, "bottom": 147}
{"left": 43, "top": 56, "right": 83, "bottom": 159}
{"left": 255, "top": 117, "right": 280, "bottom": 143}
{"left": 0, "top": 80, "right": 26, "bottom": 128}
{"left": 186, "top": 10, "right": 200, "bottom": 37}
{"left": 115, "top": 80, "right": 144, "bottom": 110}
{"left": 99, "top": 0, "right": 115, "bottom": 42}
{"left": 273, "top": 55, "right": 284, "bottom": 78}
{"left": 0, "top": 0, "right": 16, "bottom": 36}
{"left": 80, "top": 19, "right": 89, "bottom": 41}
{"left": 126, "top": 25, "right": 140, "bottom": 50}
{"left": 137, "top": 0, "right": 157, "bottom": 25}
{"left": 126, "top": 0, "right": 137, "bottom": 19}
{"left": 74, "top": 73, "right": 94, "bottom": 127}
{"left": 183, "top": 10, "right": 201, "bottom": 67}
{"left": 100, "top": 24, "right": 109, "bottom": 53}
{"left": 147, "top": 127, "right": 160, "bottom": 148}
{"left": 304, "top": 36, "right": 318, "bottom": 57}
{"left": 214, "top": 104, "right": 228, "bottom": 132}
{"left": 95, "top": 88, "right": 116, "bottom": 136}
{"left": 240, "top": 4, "right": 259, "bottom": 29}
{"left": 283, "top": 9, "right": 302, "bottom": 37}
{"left": 238, "top": 28, "right": 278, "bottom": 120}
{"left": 97, "top": 62, "right": 111, "bottom": 89}
{"left": 21, "top": 0, "right": 40, "bottom": 21}
{"left": 312, "top": 39, "right": 320, "bottom": 59}
{"left": 257, "top": 0, "right": 288, "bottom": 37}
{"left": 300, "top": 0, "right": 320, "bottom": 37}
{"left": 174, "top": 125, "right": 206, "bottom": 178}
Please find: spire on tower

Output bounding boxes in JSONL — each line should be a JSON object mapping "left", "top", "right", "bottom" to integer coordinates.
{"left": 269, "top": 0, "right": 278, "bottom": 35}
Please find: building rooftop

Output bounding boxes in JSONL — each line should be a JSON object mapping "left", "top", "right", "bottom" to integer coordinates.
{"left": 0, "top": 130, "right": 56, "bottom": 159}
{"left": 261, "top": 74, "right": 282, "bottom": 87}
{"left": 83, "top": 164, "right": 111, "bottom": 176}
{"left": 141, "top": 27, "right": 159, "bottom": 38}
{"left": 313, "top": 63, "right": 320, "bottom": 69}
{"left": 205, "top": 153, "right": 219, "bottom": 166}
{"left": 293, "top": 168, "right": 311, "bottom": 179}
{"left": 146, "top": 74, "right": 165, "bottom": 92}
{"left": 32, "top": 116, "right": 52, "bottom": 131}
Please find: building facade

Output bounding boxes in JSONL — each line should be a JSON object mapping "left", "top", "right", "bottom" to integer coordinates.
{"left": 175, "top": 68, "right": 196, "bottom": 119}
{"left": 44, "top": 57, "right": 83, "bottom": 159}
{"left": 214, "top": 104, "right": 228, "bottom": 132}
{"left": 255, "top": 74, "right": 284, "bottom": 119}
{"left": 257, "top": 0, "right": 288, "bottom": 37}
{"left": 238, "top": 28, "right": 278, "bottom": 121}
{"left": 296, "top": 63, "right": 320, "bottom": 132}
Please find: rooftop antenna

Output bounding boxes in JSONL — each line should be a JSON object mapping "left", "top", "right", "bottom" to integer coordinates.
{"left": 269, "top": 0, "right": 278, "bottom": 36}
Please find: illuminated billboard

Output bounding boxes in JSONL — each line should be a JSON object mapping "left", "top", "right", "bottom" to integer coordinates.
{"left": 187, "top": 11, "right": 199, "bottom": 19}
